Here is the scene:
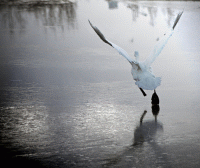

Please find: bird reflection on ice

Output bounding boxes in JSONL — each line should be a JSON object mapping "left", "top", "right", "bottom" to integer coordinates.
{"left": 133, "top": 107, "right": 162, "bottom": 146}
{"left": 103, "top": 107, "right": 172, "bottom": 168}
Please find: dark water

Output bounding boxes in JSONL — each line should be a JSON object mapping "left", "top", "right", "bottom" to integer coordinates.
{"left": 1, "top": 0, "right": 200, "bottom": 167}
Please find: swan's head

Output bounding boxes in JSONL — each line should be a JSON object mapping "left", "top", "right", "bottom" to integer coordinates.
{"left": 134, "top": 51, "right": 139, "bottom": 62}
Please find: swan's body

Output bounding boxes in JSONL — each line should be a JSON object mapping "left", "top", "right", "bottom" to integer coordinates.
{"left": 89, "top": 12, "right": 183, "bottom": 96}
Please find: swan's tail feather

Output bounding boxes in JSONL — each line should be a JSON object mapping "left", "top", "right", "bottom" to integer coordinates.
{"left": 155, "top": 77, "right": 161, "bottom": 88}
{"left": 136, "top": 77, "right": 161, "bottom": 90}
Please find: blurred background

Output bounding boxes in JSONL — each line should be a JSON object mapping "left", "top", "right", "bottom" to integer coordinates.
{"left": 0, "top": 0, "right": 200, "bottom": 167}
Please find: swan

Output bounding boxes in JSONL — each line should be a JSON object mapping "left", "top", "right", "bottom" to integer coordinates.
{"left": 88, "top": 12, "right": 183, "bottom": 97}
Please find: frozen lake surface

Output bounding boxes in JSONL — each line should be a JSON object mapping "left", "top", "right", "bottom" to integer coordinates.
{"left": 0, "top": 0, "right": 200, "bottom": 167}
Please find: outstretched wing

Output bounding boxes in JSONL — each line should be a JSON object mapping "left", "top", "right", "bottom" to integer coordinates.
{"left": 143, "top": 11, "right": 183, "bottom": 68}
{"left": 88, "top": 20, "right": 140, "bottom": 70}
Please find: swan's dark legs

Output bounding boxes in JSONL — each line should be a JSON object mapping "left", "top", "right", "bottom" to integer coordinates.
{"left": 151, "top": 90, "right": 159, "bottom": 104}
{"left": 151, "top": 104, "right": 160, "bottom": 122}
{"left": 139, "top": 88, "right": 147, "bottom": 96}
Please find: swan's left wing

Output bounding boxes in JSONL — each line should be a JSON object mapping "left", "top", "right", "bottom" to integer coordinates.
{"left": 88, "top": 20, "right": 140, "bottom": 70}
{"left": 143, "top": 11, "right": 183, "bottom": 68}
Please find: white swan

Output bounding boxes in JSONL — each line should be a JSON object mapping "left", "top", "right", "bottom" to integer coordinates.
{"left": 89, "top": 12, "right": 183, "bottom": 96}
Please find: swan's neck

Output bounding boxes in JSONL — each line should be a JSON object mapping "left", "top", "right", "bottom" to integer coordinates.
{"left": 135, "top": 56, "right": 139, "bottom": 62}
{"left": 134, "top": 51, "right": 139, "bottom": 63}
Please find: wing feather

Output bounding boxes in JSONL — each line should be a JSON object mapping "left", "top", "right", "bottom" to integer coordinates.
{"left": 88, "top": 20, "right": 140, "bottom": 70}
{"left": 143, "top": 11, "right": 183, "bottom": 68}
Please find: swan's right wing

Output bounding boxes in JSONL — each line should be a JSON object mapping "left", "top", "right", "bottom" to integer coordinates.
{"left": 143, "top": 30, "right": 174, "bottom": 68}
{"left": 143, "top": 11, "right": 183, "bottom": 68}
{"left": 88, "top": 20, "right": 140, "bottom": 70}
